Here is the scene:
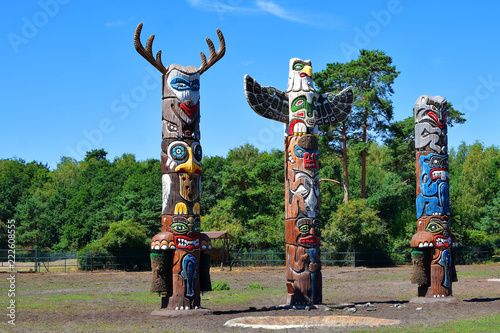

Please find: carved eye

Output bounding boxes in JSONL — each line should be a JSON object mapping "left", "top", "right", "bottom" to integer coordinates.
{"left": 190, "top": 79, "right": 200, "bottom": 91}
{"left": 299, "top": 224, "right": 310, "bottom": 233}
{"left": 171, "top": 222, "right": 188, "bottom": 233}
{"left": 168, "top": 141, "right": 188, "bottom": 162}
{"left": 426, "top": 222, "right": 443, "bottom": 233}
{"left": 170, "top": 77, "right": 191, "bottom": 91}
{"left": 294, "top": 146, "right": 304, "bottom": 158}
{"left": 294, "top": 63, "right": 304, "bottom": 71}
{"left": 192, "top": 143, "right": 203, "bottom": 163}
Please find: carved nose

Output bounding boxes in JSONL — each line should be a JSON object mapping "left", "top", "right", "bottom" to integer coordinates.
{"left": 184, "top": 100, "right": 194, "bottom": 107}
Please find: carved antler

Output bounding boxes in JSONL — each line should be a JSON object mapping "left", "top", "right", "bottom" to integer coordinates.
{"left": 199, "top": 29, "right": 226, "bottom": 75}
{"left": 134, "top": 23, "right": 168, "bottom": 74}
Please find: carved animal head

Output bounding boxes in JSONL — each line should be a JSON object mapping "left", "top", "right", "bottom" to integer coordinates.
{"left": 135, "top": 23, "right": 225, "bottom": 139}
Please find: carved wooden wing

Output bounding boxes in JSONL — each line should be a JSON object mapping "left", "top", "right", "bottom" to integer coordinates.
{"left": 316, "top": 86, "right": 354, "bottom": 125}
{"left": 244, "top": 74, "right": 289, "bottom": 124}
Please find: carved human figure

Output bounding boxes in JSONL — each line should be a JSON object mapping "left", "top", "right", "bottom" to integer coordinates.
{"left": 244, "top": 58, "right": 353, "bottom": 305}
{"left": 411, "top": 95, "right": 458, "bottom": 299}
{"left": 134, "top": 23, "right": 225, "bottom": 310}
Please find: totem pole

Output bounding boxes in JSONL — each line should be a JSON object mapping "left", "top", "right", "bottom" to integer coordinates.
{"left": 411, "top": 95, "right": 458, "bottom": 299}
{"left": 134, "top": 23, "right": 225, "bottom": 310}
{"left": 244, "top": 58, "right": 353, "bottom": 305}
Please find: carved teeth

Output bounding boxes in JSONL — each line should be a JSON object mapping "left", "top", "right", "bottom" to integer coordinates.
{"left": 293, "top": 122, "right": 307, "bottom": 135}
{"left": 429, "top": 243, "right": 433, "bottom": 247}
{"left": 154, "top": 245, "right": 160, "bottom": 250}
{"left": 161, "top": 244, "right": 167, "bottom": 250}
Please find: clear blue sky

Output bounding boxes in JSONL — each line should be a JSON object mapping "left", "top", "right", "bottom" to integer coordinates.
{"left": 2, "top": 0, "right": 499, "bottom": 170}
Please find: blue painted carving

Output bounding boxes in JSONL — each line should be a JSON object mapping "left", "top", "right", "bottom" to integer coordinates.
{"left": 438, "top": 249, "right": 451, "bottom": 288}
{"left": 309, "top": 247, "right": 318, "bottom": 303}
{"left": 180, "top": 254, "right": 198, "bottom": 297}
{"left": 416, "top": 153, "right": 450, "bottom": 218}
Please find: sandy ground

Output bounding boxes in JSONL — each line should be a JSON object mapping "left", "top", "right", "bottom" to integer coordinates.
{"left": 1, "top": 264, "right": 499, "bottom": 332}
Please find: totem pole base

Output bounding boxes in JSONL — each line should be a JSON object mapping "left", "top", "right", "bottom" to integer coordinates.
{"left": 151, "top": 308, "right": 211, "bottom": 317}
{"left": 409, "top": 296, "right": 460, "bottom": 304}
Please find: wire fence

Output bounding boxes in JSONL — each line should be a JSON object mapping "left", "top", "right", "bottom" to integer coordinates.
{"left": 0, "top": 247, "right": 493, "bottom": 273}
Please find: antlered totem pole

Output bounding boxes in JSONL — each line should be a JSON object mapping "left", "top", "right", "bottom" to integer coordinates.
{"left": 411, "top": 95, "right": 458, "bottom": 300}
{"left": 244, "top": 58, "right": 353, "bottom": 305}
{"left": 134, "top": 23, "right": 225, "bottom": 310}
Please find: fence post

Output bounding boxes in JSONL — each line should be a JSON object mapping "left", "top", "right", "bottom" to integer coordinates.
{"left": 64, "top": 258, "right": 67, "bottom": 273}
{"left": 353, "top": 249, "right": 356, "bottom": 268}
{"left": 90, "top": 256, "right": 93, "bottom": 272}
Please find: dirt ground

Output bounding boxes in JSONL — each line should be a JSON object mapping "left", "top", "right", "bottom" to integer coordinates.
{"left": 2, "top": 264, "right": 499, "bottom": 332}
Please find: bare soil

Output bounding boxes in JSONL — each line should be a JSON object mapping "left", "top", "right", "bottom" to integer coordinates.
{"left": 2, "top": 264, "right": 499, "bottom": 332}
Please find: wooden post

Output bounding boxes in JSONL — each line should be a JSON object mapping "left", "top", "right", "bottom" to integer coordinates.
{"left": 134, "top": 23, "right": 225, "bottom": 310}
{"left": 244, "top": 58, "right": 353, "bottom": 305}
{"left": 411, "top": 95, "right": 458, "bottom": 299}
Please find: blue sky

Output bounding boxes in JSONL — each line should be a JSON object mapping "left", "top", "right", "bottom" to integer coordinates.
{"left": 1, "top": 0, "right": 499, "bottom": 170}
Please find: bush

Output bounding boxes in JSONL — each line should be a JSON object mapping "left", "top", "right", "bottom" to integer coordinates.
{"left": 248, "top": 282, "right": 264, "bottom": 290}
{"left": 212, "top": 281, "right": 230, "bottom": 291}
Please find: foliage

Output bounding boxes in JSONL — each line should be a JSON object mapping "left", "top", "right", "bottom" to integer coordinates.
{"left": 3, "top": 50, "right": 500, "bottom": 255}
{"left": 212, "top": 281, "right": 230, "bottom": 291}
{"left": 323, "top": 199, "right": 387, "bottom": 251}
{"left": 248, "top": 282, "right": 264, "bottom": 290}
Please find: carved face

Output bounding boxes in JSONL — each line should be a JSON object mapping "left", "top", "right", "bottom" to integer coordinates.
{"left": 165, "top": 215, "right": 201, "bottom": 252}
{"left": 286, "top": 218, "right": 320, "bottom": 248}
{"left": 288, "top": 93, "right": 319, "bottom": 135}
{"left": 414, "top": 95, "right": 448, "bottom": 153}
{"left": 161, "top": 139, "right": 202, "bottom": 174}
{"left": 411, "top": 216, "right": 457, "bottom": 249}
{"left": 416, "top": 153, "right": 450, "bottom": 218}
{"left": 290, "top": 169, "right": 319, "bottom": 218}
{"left": 287, "top": 58, "right": 314, "bottom": 93}
{"left": 162, "top": 65, "right": 201, "bottom": 139}
{"left": 287, "top": 135, "right": 319, "bottom": 170}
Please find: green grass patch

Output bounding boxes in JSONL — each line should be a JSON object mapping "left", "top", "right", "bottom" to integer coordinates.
{"left": 353, "top": 313, "right": 500, "bottom": 333}
{"left": 212, "top": 281, "right": 230, "bottom": 291}
{"left": 247, "top": 282, "right": 264, "bottom": 290}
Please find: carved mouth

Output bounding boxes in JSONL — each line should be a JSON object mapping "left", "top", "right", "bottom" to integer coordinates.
{"left": 434, "top": 235, "right": 452, "bottom": 248}
{"left": 299, "top": 72, "right": 311, "bottom": 78}
{"left": 180, "top": 103, "right": 197, "bottom": 117}
{"left": 299, "top": 235, "right": 320, "bottom": 244}
{"left": 428, "top": 111, "right": 446, "bottom": 129}
{"left": 430, "top": 168, "right": 449, "bottom": 180}
{"left": 175, "top": 236, "right": 200, "bottom": 251}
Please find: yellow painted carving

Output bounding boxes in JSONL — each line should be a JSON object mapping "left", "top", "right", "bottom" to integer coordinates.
{"left": 174, "top": 202, "right": 188, "bottom": 214}
{"left": 193, "top": 203, "right": 200, "bottom": 215}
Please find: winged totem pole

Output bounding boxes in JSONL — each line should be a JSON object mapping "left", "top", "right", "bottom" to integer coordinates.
{"left": 134, "top": 23, "right": 225, "bottom": 311}
{"left": 411, "top": 95, "right": 458, "bottom": 300}
{"left": 244, "top": 58, "right": 353, "bottom": 305}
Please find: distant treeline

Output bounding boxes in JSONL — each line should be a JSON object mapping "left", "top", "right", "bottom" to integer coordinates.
{"left": 0, "top": 139, "right": 499, "bottom": 254}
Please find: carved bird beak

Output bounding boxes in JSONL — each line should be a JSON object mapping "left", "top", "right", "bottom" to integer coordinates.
{"left": 175, "top": 147, "right": 202, "bottom": 174}
{"left": 301, "top": 65, "right": 313, "bottom": 77}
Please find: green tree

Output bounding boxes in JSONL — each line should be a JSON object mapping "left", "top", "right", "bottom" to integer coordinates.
{"left": 323, "top": 199, "right": 386, "bottom": 251}
{"left": 315, "top": 49, "right": 400, "bottom": 200}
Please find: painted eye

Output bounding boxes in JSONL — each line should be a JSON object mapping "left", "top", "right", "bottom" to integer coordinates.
{"left": 171, "top": 222, "right": 188, "bottom": 233}
{"left": 193, "top": 223, "right": 201, "bottom": 233}
{"left": 294, "top": 63, "right": 304, "bottom": 71}
{"left": 295, "top": 99, "right": 305, "bottom": 108}
{"left": 171, "top": 145, "right": 186, "bottom": 160}
{"left": 170, "top": 77, "right": 191, "bottom": 91}
{"left": 299, "top": 224, "right": 310, "bottom": 233}
{"left": 327, "top": 94, "right": 334, "bottom": 102}
{"left": 193, "top": 143, "right": 203, "bottom": 162}
{"left": 294, "top": 146, "right": 304, "bottom": 158}
{"left": 190, "top": 79, "right": 200, "bottom": 91}
{"left": 426, "top": 222, "right": 443, "bottom": 233}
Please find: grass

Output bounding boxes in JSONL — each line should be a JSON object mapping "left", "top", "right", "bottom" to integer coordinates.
{"left": 353, "top": 313, "right": 500, "bottom": 333}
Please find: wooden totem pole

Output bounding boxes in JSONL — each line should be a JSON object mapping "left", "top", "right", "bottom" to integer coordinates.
{"left": 411, "top": 95, "right": 458, "bottom": 299}
{"left": 134, "top": 23, "right": 225, "bottom": 310}
{"left": 244, "top": 58, "right": 353, "bottom": 305}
